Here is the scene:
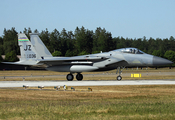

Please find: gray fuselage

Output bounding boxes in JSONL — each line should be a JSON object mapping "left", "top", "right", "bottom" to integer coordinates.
{"left": 46, "top": 48, "right": 173, "bottom": 73}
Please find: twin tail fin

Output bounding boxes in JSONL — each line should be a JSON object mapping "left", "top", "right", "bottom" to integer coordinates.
{"left": 17, "top": 33, "right": 52, "bottom": 65}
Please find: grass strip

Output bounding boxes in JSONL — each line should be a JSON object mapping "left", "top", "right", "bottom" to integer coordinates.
{"left": 0, "top": 85, "right": 175, "bottom": 119}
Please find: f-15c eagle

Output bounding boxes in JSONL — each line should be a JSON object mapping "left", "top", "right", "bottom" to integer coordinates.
{"left": 3, "top": 33, "right": 173, "bottom": 81}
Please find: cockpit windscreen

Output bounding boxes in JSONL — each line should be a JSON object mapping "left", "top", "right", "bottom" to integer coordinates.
{"left": 122, "top": 48, "right": 144, "bottom": 54}
{"left": 114, "top": 48, "right": 145, "bottom": 54}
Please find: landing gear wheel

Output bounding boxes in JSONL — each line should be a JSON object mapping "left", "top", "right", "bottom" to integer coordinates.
{"left": 117, "top": 76, "right": 122, "bottom": 81}
{"left": 76, "top": 73, "right": 83, "bottom": 81}
{"left": 66, "top": 74, "right": 74, "bottom": 81}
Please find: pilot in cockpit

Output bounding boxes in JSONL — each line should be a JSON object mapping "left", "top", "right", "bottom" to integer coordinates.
{"left": 122, "top": 48, "right": 144, "bottom": 54}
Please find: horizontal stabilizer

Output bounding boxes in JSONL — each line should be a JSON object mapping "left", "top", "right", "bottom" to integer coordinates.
{"left": 2, "top": 61, "right": 39, "bottom": 66}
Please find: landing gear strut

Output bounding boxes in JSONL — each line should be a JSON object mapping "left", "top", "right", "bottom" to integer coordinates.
{"left": 76, "top": 73, "right": 83, "bottom": 81}
{"left": 116, "top": 67, "right": 123, "bottom": 81}
{"left": 66, "top": 74, "right": 74, "bottom": 81}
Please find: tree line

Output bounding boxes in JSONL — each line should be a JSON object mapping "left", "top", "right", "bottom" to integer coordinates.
{"left": 0, "top": 27, "right": 175, "bottom": 66}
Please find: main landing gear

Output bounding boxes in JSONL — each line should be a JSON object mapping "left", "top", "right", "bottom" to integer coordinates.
{"left": 116, "top": 67, "right": 123, "bottom": 81}
{"left": 66, "top": 73, "right": 83, "bottom": 81}
{"left": 76, "top": 73, "right": 83, "bottom": 81}
{"left": 66, "top": 74, "right": 74, "bottom": 81}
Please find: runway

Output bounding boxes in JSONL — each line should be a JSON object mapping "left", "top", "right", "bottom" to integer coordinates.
{"left": 0, "top": 80, "right": 175, "bottom": 88}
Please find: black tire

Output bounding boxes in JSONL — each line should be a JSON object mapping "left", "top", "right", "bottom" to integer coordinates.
{"left": 66, "top": 74, "right": 74, "bottom": 81}
{"left": 76, "top": 73, "right": 83, "bottom": 81}
{"left": 117, "top": 76, "right": 122, "bottom": 81}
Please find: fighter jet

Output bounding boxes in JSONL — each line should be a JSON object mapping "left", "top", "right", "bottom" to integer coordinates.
{"left": 3, "top": 33, "right": 173, "bottom": 81}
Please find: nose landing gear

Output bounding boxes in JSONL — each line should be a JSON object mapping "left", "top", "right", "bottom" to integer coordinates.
{"left": 116, "top": 67, "right": 123, "bottom": 81}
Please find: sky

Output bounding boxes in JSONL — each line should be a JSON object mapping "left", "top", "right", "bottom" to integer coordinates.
{"left": 0, "top": 0, "right": 175, "bottom": 39}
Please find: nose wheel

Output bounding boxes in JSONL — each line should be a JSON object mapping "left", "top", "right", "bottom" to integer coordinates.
{"left": 117, "top": 76, "right": 122, "bottom": 81}
{"left": 76, "top": 73, "right": 83, "bottom": 81}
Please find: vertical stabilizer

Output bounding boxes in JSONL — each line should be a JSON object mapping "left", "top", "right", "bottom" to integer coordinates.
{"left": 30, "top": 33, "right": 52, "bottom": 58}
{"left": 18, "top": 33, "right": 40, "bottom": 62}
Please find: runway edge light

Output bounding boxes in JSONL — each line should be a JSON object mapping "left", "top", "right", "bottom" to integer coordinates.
{"left": 54, "top": 86, "right": 60, "bottom": 90}
{"left": 23, "top": 85, "right": 29, "bottom": 89}
{"left": 71, "top": 87, "right": 75, "bottom": 91}
{"left": 88, "top": 88, "right": 92, "bottom": 91}
{"left": 38, "top": 86, "right": 44, "bottom": 89}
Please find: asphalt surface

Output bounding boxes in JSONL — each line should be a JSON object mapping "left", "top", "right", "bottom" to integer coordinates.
{"left": 0, "top": 80, "right": 175, "bottom": 88}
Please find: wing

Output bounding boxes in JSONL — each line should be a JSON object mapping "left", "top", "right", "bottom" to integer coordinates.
{"left": 37, "top": 56, "right": 110, "bottom": 66}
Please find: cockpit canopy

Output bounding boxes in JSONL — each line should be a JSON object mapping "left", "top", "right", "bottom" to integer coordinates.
{"left": 114, "top": 48, "right": 145, "bottom": 54}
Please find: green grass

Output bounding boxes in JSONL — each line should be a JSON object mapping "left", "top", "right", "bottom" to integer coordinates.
{"left": 1, "top": 85, "right": 175, "bottom": 119}
{"left": 2, "top": 100, "right": 175, "bottom": 120}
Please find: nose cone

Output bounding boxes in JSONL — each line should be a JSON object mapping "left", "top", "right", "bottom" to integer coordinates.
{"left": 153, "top": 56, "right": 173, "bottom": 66}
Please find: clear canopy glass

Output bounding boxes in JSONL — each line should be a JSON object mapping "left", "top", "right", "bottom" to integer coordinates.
{"left": 113, "top": 48, "right": 145, "bottom": 54}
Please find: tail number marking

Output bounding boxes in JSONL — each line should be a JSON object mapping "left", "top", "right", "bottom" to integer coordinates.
{"left": 24, "top": 45, "right": 31, "bottom": 51}
{"left": 26, "top": 54, "right": 36, "bottom": 58}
